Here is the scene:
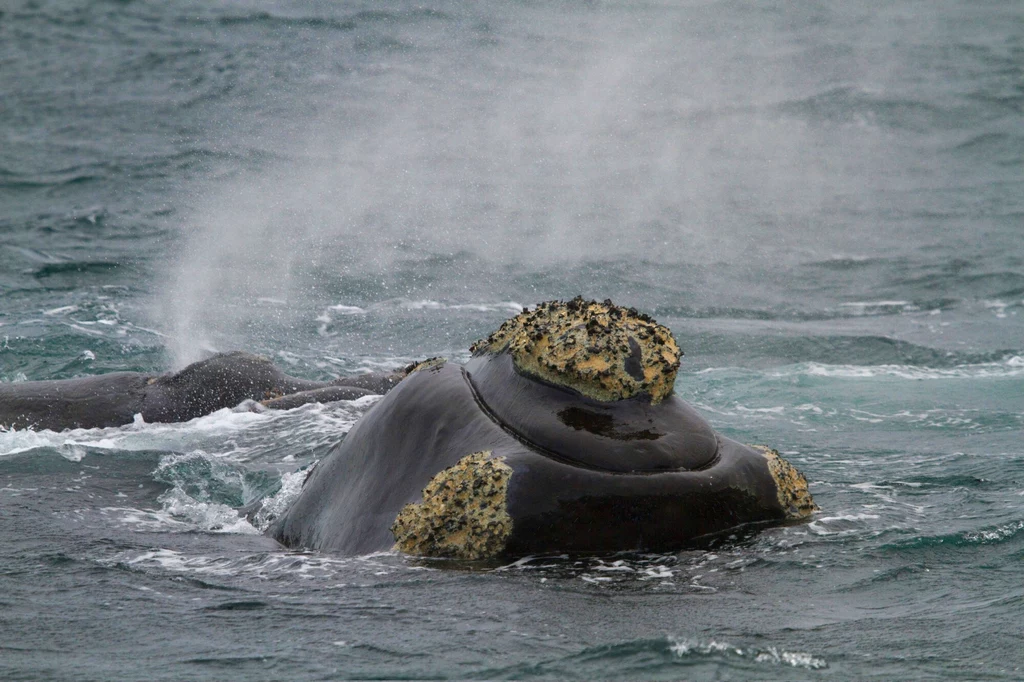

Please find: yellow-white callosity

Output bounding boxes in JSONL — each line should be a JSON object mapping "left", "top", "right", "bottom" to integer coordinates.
{"left": 471, "top": 297, "right": 682, "bottom": 404}
{"left": 752, "top": 445, "right": 817, "bottom": 519}
{"left": 403, "top": 357, "right": 447, "bottom": 375}
{"left": 391, "top": 451, "right": 513, "bottom": 560}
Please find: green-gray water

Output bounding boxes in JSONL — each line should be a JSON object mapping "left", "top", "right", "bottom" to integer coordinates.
{"left": 2, "top": 0, "right": 1023, "bottom": 679}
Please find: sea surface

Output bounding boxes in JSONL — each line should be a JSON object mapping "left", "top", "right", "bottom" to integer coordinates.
{"left": 2, "top": 0, "right": 1023, "bottom": 679}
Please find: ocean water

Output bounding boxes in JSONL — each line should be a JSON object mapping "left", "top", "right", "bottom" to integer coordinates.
{"left": 1, "top": 0, "right": 1023, "bottom": 679}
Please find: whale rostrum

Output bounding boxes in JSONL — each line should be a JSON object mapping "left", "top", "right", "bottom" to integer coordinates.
{"left": 271, "top": 298, "right": 816, "bottom": 559}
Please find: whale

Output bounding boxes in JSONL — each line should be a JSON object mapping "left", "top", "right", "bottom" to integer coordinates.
{"left": 1, "top": 298, "right": 816, "bottom": 558}
{"left": 0, "top": 351, "right": 405, "bottom": 432}
{"left": 270, "top": 298, "right": 816, "bottom": 559}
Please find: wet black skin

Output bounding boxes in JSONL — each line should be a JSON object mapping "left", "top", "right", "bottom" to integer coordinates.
{"left": 271, "top": 352, "right": 788, "bottom": 557}
{"left": 467, "top": 352, "right": 719, "bottom": 473}
{"left": 0, "top": 351, "right": 404, "bottom": 432}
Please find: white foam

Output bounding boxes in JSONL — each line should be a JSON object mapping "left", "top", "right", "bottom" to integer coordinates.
{"left": 807, "top": 513, "right": 881, "bottom": 536}
{"left": 316, "top": 304, "right": 372, "bottom": 335}
{"left": 580, "top": 575, "right": 613, "bottom": 583}
{"left": 400, "top": 299, "right": 523, "bottom": 313}
{"left": 101, "top": 506, "right": 190, "bottom": 531}
{"left": 669, "top": 637, "right": 827, "bottom": 670}
{"left": 963, "top": 520, "right": 1024, "bottom": 544}
{"left": 640, "top": 565, "right": 674, "bottom": 580}
{"left": 983, "top": 300, "right": 1011, "bottom": 318}
{"left": 670, "top": 638, "right": 733, "bottom": 656}
{"left": 734, "top": 405, "right": 786, "bottom": 414}
{"left": 768, "top": 359, "right": 1024, "bottom": 380}
{"left": 699, "top": 399, "right": 979, "bottom": 428}
{"left": 816, "top": 513, "right": 881, "bottom": 523}
{"left": 157, "top": 487, "right": 259, "bottom": 534}
{"left": 0, "top": 395, "right": 379, "bottom": 460}
{"left": 66, "top": 322, "right": 107, "bottom": 337}
{"left": 327, "top": 304, "right": 367, "bottom": 315}
{"left": 838, "top": 300, "right": 916, "bottom": 317}
{"left": 448, "top": 302, "right": 524, "bottom": 313}
{"left": 840, "top": 300, "right": 911, "bottom": 307}
{"left": 116, "top": 547, "right": 403, "bottom": 580}
{"left": 694, "top": 356, "right": 1024, "bottom": 383}
{"left": 251, "top": 467, "right": 311, "bottom": 531}
{"left": 592, "top": 560, "right": 635, "bottom": 573}
{"left": 43, "top": 305, "right": 80, "bottom": 316}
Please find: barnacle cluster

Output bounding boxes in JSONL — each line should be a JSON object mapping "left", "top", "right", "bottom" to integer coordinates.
{"left": 751, "top": 445, "right": 817, "bottom": 519}
{"left": 470, "top": 297, "right": 682, "bottom": 404}
{"left": 403, "top": 357, "right": 447, "bottom": 375}
{"left": 391, "top": 451, "right": 513, "bottom": 560}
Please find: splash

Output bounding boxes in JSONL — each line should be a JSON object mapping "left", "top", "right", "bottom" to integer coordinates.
{"left": 155, "top": 3, "right": 894, "bottom": 366}
{"left": 669, "top": 637, "right": 828, "bottom": 670}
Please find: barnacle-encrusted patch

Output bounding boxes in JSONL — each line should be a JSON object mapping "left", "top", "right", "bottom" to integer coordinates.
{"left": 470, "top": 297, "right": 681, "bottom": 404}
{"left": 403, "top": 357, "right": 447, "bottom": 375}
{"left": 391, "top": 451, "right": 512, "bottom": 560}
{"left": 752, "top": 445, "right": 817, "bottom": 519}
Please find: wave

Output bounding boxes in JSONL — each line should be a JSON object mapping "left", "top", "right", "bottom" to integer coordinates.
{"left": 653, "top": 302, "right": 939, "bottom": 322}
{"left": 398, "top": 299, "right": 525, "bottom": 313}
{"left": 951, "top": 131, "right": 1024, "bottom": 159}
{"left": 101, "top": 497, "right": 257, "bottom": 535}
{"left": 774, "top": 85, "right": 963, "bottom": 132}
{"left": 480, "top": 636, "right": 826, "bottom": 677}
{"left": 884, "top": 521, "right": 1024, "bottom": 551}
{"left": 111, "top": 546, "right": 406, "bottom": 582}
{"left": 215, "top": 12, "right": 357, "bottom": 31}
{"left": 33, "top": 261, "right": 123, "bottom": 279}
{"left": 213, "top": 7, "right": 451, "bottom": 30}
{"left": 779, "top": 358, "right": 1024, "bottom": 380}
{"left": 697, "top": 354, "right": 1024, "bottom": 382}
{"left": 0, "top": 400, "right": 380, "bottom": 537}
{"left": 0, "top": 164, "right": 111, "bottom": 190}
{"left": 803, "top": 255, "right": 895, "bottom": 271}
{"left": 892, "top": 270, "right": 1024, "bottom": 300}
{"left": 315, "top": 299, "right": 525, "bottom": 337}
{"left": 494, "top": 553, "right": 695, "bottom": 588}
{"left": 0, "top": 395, "right": 379, "bottom": 460}
{"left": 669, "top": 638, "right": 827, "bottom": 670}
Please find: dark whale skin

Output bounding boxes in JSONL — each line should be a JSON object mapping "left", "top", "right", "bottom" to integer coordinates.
{"left": 0, "top": 351, "right": 400, "bottom": 431}
{"left": 465, "top": 351, "right": 719, "bottom": 473}
{"left": 269, "top": 359, "right": 789, "bottom": 557}
{"left": 270, "top": 362, "right": 515, "bottom": 555}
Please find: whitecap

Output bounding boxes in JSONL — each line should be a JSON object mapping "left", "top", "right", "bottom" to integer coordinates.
{"left": 327, "top": 304, "right": 367, "bottom": 314}
{"left": 43, "top": 305, "right": 80, "bottom": 316}
{"left": 251, "top": 467, "right": 311, "bottom": 531}
{"left": 399, "top": 299, "right": 523, "bottom": 313}
{"left": 983, "top": 299, "right": 1010, "bottom": 318}
{"left": 157, "top": 487, "right": 259, "bottom": 534}
{"left": 838, "top": 301, "right": 917, "bottom": 316}
{"left": 771, "top": 360, "right": 1024, "bottom": 380}
{"left": 962, "top": 520, "right": 1024, "bottom": 544}
{"left": 734, "top": 405, "right": 786, "bottom": 414}
{"left": 0, "top": 395, "right": 379, "bottom": 460}
{"left": 114, "top": 547, "right": 405, "bottom": 581}
{"left": 669, "top": 636, "right": 827, "bottom": 670}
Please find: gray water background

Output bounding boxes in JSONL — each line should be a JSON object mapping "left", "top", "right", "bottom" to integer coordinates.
{"left": 1, "top": 0, "right": 1023, "bottom": 679}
